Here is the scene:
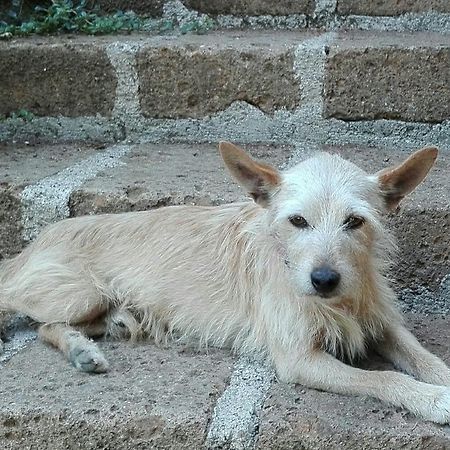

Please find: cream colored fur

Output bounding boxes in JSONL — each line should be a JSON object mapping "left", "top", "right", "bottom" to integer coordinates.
{"left": 1, "top": 142, "right": 449, "bottom": 422}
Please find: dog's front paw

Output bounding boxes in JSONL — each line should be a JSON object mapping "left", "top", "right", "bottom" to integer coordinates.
{"left": 418, "top": 386, "right": 450, "bottom": 424}
{"left": 66, "top": 332, "right": 109, "bottom": 373}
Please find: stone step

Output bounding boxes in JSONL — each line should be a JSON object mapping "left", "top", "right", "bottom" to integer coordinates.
{"left": 1, "top": 31, "right": 449, "bottom": 148}
{"left": 0, "top": 314, "right": 448, "bottom": 449}
{"left": 0, "top": 339, "right": 234, "bottom": 449}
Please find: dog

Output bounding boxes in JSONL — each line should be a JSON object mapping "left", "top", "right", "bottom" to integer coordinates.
{"left": 0, "top": 142, "right": 449, "bottom": 423}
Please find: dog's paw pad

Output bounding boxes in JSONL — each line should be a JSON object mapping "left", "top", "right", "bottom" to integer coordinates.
{"left": 68, "top": 341, "right": 109, "bottom": 373}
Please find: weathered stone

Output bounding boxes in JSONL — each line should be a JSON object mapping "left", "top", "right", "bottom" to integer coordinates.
{"left": 324, "top": 34, "right": 450, "bottom": 123}
{"left": 337, "top": 0, "right": 450, "bottom": 16}
{"left": 257, "top": 314, "right": 450, "bottom": 450}
{"left": 0, "top": 143, "right": 108, "bottom": 259}
{"left": 0, "top": 42, "right": 117, "bottom": 117}
{"left": 181, "top": 0, "right": 314, "bottom": 16}
{"left": 68, "top": 143, "right": 293, "bottom": 214}
{"left": 137, "top": 33, "right": 301, "bottom": 118}
{"left": 0, "top": 340, "right": 232, "bottom": 449}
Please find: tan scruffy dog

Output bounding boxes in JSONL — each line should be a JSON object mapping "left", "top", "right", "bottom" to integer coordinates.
{"left": 0, "top": 142, "right": 449, "bottom": 423}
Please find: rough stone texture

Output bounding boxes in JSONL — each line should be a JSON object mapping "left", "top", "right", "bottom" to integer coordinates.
{"left": 68, "top": 143, "right": 293, "bottom": 214}
{"left": 181, "top": 0, "right": 314, "bottom": 16}
{"left": 0, "top": 143, "right": 107, "bottom": 259}
{"left": 0, "top": 42, "right": 117, "bottom": 117}
{"left": 257, "top": 313, "right": 450, "bottom": 450}
{"left": 0, "top": 340, "right": 232, "bottom": 449}
{"left": 324, "top": 32, "right": 450, "bottom": 123}
{"left": 337, "top": 0, "right": 450, "bottom": 16}
{"left": 87, "top": 0, "right": 164, "bottom": 15}
{"left": 137, "top": 32, "right": 303, "bottom": 118}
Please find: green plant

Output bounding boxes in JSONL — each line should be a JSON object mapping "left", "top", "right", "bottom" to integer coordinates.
{"left": 6, "top": 109, "right": 35, "bottom": 121}
{"left": 0, "top": 0, "right": 143, "bottom": 36}
{"left": 0, "top": 0, "right": 216, "bottom": 37}
{"left": 179, "top": 17, "right": 215, "bottom": 35}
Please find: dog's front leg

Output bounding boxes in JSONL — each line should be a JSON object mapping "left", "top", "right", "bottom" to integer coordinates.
{"left": 376, "top": 323, "right": 450, "bottom": 386}
{"left": 274, "top": 350, "right": 450, "bottom": 423}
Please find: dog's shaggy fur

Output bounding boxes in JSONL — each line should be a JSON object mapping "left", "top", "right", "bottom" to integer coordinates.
{"left": 1, "top": 142, "right": 449, "bottom": 422}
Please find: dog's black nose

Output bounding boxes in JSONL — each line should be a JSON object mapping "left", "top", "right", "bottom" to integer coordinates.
{"left": 311, "top": 267, "right": 341, "bottom": 295}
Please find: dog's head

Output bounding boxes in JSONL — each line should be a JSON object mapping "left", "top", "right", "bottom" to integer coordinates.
{"left": 219, "top": 142, "right": 438, "bottom": 302}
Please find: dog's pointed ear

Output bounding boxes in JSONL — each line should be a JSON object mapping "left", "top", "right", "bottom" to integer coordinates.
{"left": 376, "top": 146, "right": 438, "bottom": 211}
{"left": 219, "top": 141, "right": 280, "bottom": 207}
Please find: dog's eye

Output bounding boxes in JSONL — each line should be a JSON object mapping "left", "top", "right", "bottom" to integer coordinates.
{"left": 289, "top": 215, "right": 309, "bottom": 229}
{"left": 344, "top": 216, "right": 365, "bottom": 230}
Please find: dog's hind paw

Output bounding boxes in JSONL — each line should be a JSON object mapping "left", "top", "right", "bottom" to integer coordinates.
{"left": 66, "top": 333, "right": 109, "bottom": 373}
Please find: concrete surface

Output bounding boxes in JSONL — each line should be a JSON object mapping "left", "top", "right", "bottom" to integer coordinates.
{"left": 181, "top": 0, "right": 314, "bottom": 16}
{"left": 0, "top": 340, "right": 233, "bottom": 449}
{"left": 89, "top": 0, "right": 164, "bottom": 16}
{"left": 68, "top": 143, "right": 293, "bottom": 214}
{"left": 0, "top": 313, "right": 449, "bottom": 449}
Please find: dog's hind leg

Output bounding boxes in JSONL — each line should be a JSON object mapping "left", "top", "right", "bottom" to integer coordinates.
{"left": 39, "top": 322, "right": 109, "bottom": 373}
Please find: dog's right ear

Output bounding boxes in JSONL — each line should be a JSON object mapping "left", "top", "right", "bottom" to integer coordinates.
{"left": 219, "top": 141, "right": 280, "bottom": 207}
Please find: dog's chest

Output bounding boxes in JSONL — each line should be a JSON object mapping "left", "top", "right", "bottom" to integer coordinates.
{"left": 312, "top": 301, "right": 380, "bottom": 360}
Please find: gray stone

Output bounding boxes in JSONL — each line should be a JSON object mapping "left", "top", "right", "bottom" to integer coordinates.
{"left": 88, "top": 0, "right": 164, "bottom": 16}
{"left": 68, "top": 142, "right": 294, "bottom": 214}
{"left": 0, "top": 340, "right": 233, "bottom": 449}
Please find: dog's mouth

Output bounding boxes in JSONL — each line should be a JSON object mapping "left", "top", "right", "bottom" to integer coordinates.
{"left": 314, "top": 291, "right": 338, "bottom": 299}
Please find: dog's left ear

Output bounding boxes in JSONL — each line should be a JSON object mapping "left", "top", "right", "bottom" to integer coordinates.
{"left": 219, "top": 141, "right": 280, "bottom": 207}
{"left": 376, "top": 146, "right": 438, "bottom": 211}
